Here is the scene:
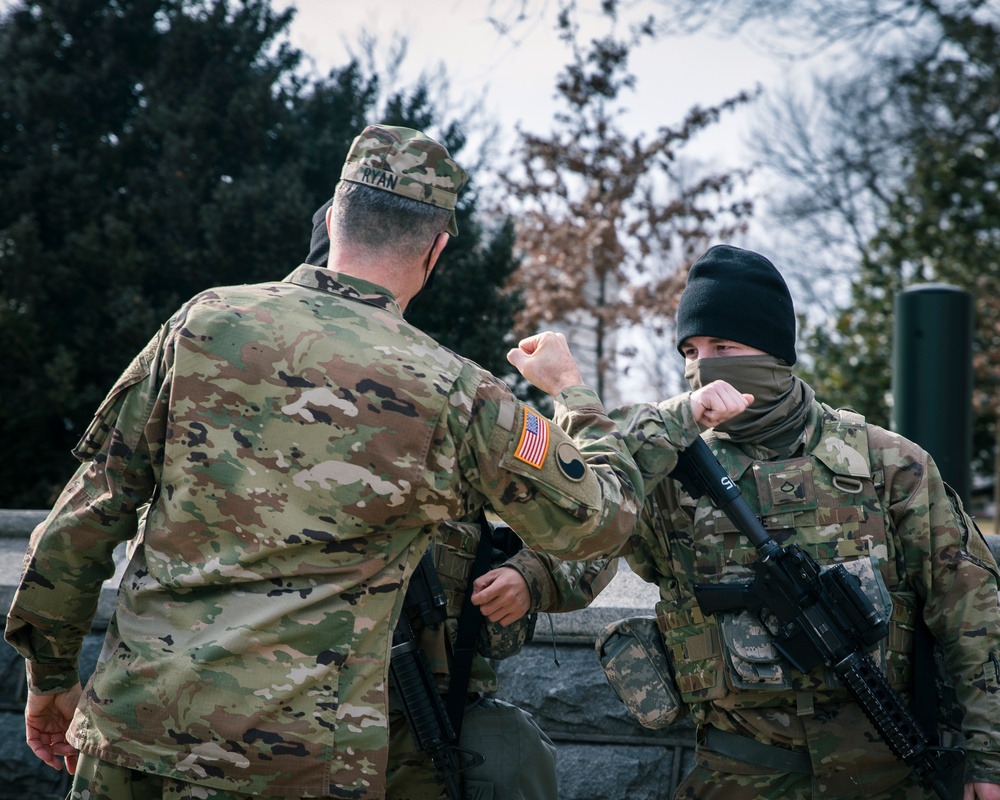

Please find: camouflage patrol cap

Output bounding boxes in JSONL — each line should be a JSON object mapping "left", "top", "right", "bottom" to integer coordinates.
{"left": 340, "top": 124, "right": 469, "bottom": 236}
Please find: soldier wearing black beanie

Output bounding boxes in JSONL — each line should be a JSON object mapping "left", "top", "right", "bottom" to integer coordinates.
{"left": 675, "top": 244, "right": 797, "bottom": 366}
{"left": 611, "top": 243, "right": 1000, "bottom": 800}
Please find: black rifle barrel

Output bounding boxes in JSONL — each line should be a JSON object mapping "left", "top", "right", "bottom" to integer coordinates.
{"left": 390, "top": 615, "right": 463, "bottom": 800}
{"left": 673, "top": 438, "right": 778, "bottom": 555}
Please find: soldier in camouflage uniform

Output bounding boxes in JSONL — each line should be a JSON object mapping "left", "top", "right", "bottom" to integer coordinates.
{"left": 606, "top": 245, "right": 1000, "bottom": 799}
{"left": 5, "top": 125, "right": 647, "bottom": 800}
{"left": 384, "top": 519, "right": 616, "bottom": 800}
{"left": 305, "top": 200, "right": 617, "bottom": 800}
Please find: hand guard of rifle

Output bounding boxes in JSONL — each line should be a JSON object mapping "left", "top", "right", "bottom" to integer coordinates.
{"left": 671, "top": 436, "right": 966, "bottom": 800}
{"left": 390, "top": 613, "right": 484, "bottom": 800}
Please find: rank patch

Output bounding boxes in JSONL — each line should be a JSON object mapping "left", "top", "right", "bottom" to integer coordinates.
{"left": 513, "top": 408, "right": 549, "bottom": 469}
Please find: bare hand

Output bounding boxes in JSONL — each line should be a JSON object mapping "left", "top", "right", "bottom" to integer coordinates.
{"left": 26, "top": 684, "right": 82, "bottom": 774}
{"left": 690, "top": 380, "right": 754, "bottom": 429}
{"left": 471, "top": 566, "right": 531, "bottom": 626}
{"left": 507, "top": 332, "right": 584, "bottom": 397}
{"left": 965, "top": 782, "right": 1000, "bottom": 799}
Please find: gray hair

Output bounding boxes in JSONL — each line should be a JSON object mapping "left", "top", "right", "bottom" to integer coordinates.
{"left": 329, "top": 181, "right": 452, "bottom": 261}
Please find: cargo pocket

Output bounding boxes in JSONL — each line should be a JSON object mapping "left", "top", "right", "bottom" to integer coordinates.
{"left": 884, "top": 591, "right": 917, "bottom": 688}
{"left": 596, "top": 616, "right": 687, "bottom": 728}
{"left": 982, "top": 654, "right": 1000, "bottom": 728}
{"left": 719, "top": 609, "right": 793, "bottom": 691}
{"left": 657, "top": 598, "right": 727, "bottom": 704}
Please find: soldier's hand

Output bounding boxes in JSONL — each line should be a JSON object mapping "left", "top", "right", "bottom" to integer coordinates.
{"left": 471, "top": 566, "right": 531, "bottom": 626}
{"left": 965, "top": 781, "right": 1000, "bottom": 799}
{"left": 25, "top": 684, "right": 82, "bottom": 774}
{"left": 690, "top": 380, "right": 754, "bottom": 429}
{"left": 507, "top": 332, "right": 584, "bottom": 397}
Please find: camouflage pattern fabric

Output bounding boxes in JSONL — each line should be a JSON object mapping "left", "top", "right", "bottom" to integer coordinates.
{"left": 388, "top": 520, "right": 614, "bottom": 798}
{"left": 308, "top": 194, "right": 612, "bottom": 798}
{"left": 404, "top": 519, "right": 616, "bottom": 694}
{"left": 6, "top": 266, "right": 641, "bottom": 799}
{"left": 676, "top": 738, "right": 936, "bottom": 800}
{"left": 340, "top": 125, "right": 468, "bottom": 236}
{"left": 71, "top": 752, "right": 257, "bottom": 800}
{"left": 596, "top": 615, "right": 687, "bottom": 729}
{"left": 504, "top": 540, "right": 616, "bottom": 616}
{"left": 609, "top": 396, "right": 1000, "bottom": 798}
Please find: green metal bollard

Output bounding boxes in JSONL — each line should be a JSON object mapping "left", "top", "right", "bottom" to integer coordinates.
{"left": 892, "top": 284, "right": 974, "bottom": 506}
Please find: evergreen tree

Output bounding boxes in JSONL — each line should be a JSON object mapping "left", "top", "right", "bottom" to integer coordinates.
{"left": 797, "top": 8, "right": 1000, "bottom": 470}
{"left": 0, "top": 0, "right": 520, "bottom": 507}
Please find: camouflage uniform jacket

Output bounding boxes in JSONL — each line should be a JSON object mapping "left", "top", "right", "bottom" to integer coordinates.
{"left": 611, "top": 395, "right": 1000, "bottom": 787}
{"left": 5, "top": 266, "right": 641, "bottom": 799}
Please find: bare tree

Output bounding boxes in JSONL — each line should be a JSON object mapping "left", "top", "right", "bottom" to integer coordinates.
{"left": 500, "top": 2, "right": 754, "bottom": 403}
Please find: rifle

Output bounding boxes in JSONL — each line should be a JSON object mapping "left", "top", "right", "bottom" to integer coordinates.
{"left": 390, "top": 550, "right": 484, "bottom": 800}
{"left": 672, "top": 436, "right": 966, "bottom": 800}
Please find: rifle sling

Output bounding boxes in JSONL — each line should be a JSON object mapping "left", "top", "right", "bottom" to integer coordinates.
{"left": 704, "top": 726, "right": 812, "bottom": 775}
{"left": 913, "top": 608, "right": 940, "bottom": 744}
{"left": 445, "top": 511, "right": 494, "bottom": 737}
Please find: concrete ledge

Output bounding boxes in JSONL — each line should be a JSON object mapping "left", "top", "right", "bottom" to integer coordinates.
{"left": 0, "top": 509, "right": 46, "bottom": 538}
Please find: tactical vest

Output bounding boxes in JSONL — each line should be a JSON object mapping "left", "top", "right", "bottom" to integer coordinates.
{"left": 653, "top": 407, "right": 918, "bottom": 718}
{"left": 415, "top": 520, "right": 533, "bottom": 692}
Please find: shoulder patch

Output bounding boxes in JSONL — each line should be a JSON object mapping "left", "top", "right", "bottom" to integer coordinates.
{"left": 556, "top": 442, "right": 586, "bottom": 481}
{"left": 513, "top": 408, "right": 549, "bottom": 469}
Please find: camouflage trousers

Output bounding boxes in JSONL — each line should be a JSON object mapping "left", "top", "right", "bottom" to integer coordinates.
{"left": 386, "top": 697, "right": 557, "bottom": 800}
{"left": 674, "top": 763, "right": 938, "bottom": 800}
{"left": 675, "top": 721, "right": 939, "bottom": 800}
{"left": 67, "top": 754, "right": 257, "bottom": 800}
{"left": 671, "top": 694, "right": 971, "bottom": 800}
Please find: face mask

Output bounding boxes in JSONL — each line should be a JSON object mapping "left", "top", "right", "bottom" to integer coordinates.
{"left": 684, "top": 354, "right": 813, "bottom": 447}
{"left": 685, "top": 354, "right": 792, "bottom": 403}
{"left": 405, "top": 235, "right": 441, "bottom": 313}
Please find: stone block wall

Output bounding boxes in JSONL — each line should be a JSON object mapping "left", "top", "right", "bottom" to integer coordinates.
{"left": 493, "top": 624, "right": 696, "bottom": 800}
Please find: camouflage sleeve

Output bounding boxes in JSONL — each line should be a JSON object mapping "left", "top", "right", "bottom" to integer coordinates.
{"left": 623, "top": 500, "right": 667, "bottom": 587}
{"left": 502, "top": 549, "right": 618, "bottom": 614}
{"left": 876, "top": 427, "right": 1000, "bottom": 779}
{"left": 456, "top": 375, "right": 642, "bottom": 561}
{"left": 5, "top": 327, "right": 167, "bottom": 693}
{"left": 607, "top": 393, "right": 703, "bottom": 494}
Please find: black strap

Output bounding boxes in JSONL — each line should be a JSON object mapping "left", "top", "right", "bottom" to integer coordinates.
{"left": 445, "top": 510, "right": 494, "bottom": 737}
{"left": 913, "top": 608, "right": 940, "bottom": 745}
{"left": 704, "top": 726, "right": 812, "bottom": 774}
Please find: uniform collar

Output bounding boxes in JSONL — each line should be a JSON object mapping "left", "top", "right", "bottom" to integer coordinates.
{"left": 283, "top": 264, "right": 403, "bottom": 317}
{"left": 706, "top": 400, "right": 823, "bottom": 479}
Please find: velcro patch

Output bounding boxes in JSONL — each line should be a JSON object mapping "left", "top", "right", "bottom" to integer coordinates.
{"left": 513, "top": 408, "right": 549, "bottom": 469}
{"left": 556, "top": 442, "right": 586, "bottom": 481}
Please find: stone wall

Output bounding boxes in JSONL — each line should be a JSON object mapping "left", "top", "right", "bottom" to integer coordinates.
{"left": 0, "top": 511, "right": 692, "bottom": 800}
{"left": 493, "top": 611, "right": 696, "bottom": 800}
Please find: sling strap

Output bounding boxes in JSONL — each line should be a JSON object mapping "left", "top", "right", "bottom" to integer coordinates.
{"left": 445, "top": 510, "right": 494, "bottom": 737}
{"left": 704, "top": 726, "right": 812, "bottom": 775}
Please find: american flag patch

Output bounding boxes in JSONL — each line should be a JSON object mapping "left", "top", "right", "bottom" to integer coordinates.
{"left": 513, "top": 408, "right": 549, "bottom": 469}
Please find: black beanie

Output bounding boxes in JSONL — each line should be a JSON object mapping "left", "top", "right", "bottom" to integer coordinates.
{"left": 675, "top": 244, "right": 797, "bottom": 365}
{"left": 305, "top": 198, "right": 333, "bottom": 267}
